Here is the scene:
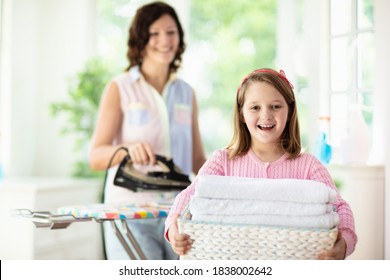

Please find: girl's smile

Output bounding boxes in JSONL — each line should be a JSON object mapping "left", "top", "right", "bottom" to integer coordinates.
{"left": 258, "top": 124, "right": 276, "bottom": 130}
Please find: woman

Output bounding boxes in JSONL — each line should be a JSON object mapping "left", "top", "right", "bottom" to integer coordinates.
{"left": 89, "top": 1, "right": 206, "bottom": 260}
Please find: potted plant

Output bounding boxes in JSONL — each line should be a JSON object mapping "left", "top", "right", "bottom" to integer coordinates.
{"left": 50, "top": 57, "right": 114, "bottom": 177}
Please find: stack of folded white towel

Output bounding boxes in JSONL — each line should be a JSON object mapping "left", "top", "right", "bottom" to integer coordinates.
{"left": 189, "top": 175, "right": 339, "bottom": 229}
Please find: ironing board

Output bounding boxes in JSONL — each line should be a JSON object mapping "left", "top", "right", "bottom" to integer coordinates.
{"left": 13, "top": 203, "right": 169, "bottom": 260}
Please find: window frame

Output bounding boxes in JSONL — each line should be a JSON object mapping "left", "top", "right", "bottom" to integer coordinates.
{"left": 327, "top": 0, "right": 375, "bottom": 159}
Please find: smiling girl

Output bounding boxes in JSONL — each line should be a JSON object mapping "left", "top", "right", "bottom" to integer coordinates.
{"left": 165, "top": 68, "right": 357, "bottom": 260}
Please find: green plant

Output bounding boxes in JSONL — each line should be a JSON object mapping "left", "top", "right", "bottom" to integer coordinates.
{"left": 51, "top": 57, "right": 115, "bottom": 177}
{"left": 333, "top": 178, "right": 343, "bottom": 191}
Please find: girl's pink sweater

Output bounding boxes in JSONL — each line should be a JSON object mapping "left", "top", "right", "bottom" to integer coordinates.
{"left": 165, "top": 149, "right": 357, "bottom": 257}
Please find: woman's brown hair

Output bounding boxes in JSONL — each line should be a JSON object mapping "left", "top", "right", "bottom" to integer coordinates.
{"left": 125, "top": 1, "right": 185, "bottom": 73}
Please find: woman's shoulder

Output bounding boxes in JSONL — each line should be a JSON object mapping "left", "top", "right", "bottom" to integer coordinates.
{"left": 108, "top": 68, "right": 142, "bottom": 97}
{"left": 108, "top": 66, "right": 140, "bottom": 85}
{"left": 112, "top": 69, "right": 137, "bottom": 85}
{"left": 166, "top": 77, "right": 194, "bottom": 105}
{"left": 174, "top": 77, "right": 191, "bottom": 86}
{"left": 172, "top": 77, "right": 193, "bottom": 93}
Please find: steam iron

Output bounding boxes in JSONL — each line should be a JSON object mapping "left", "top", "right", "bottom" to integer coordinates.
{"left": 113, "top": 154, "right": 191, "bottom": 192}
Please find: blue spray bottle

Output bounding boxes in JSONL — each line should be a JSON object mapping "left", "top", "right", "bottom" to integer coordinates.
{"left": 314, "top": 116, "right": 332, "bottom": 164}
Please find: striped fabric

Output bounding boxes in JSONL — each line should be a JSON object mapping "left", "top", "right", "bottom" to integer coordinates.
{"left": 58, "top": 204, "right": 168, "bottom": 220}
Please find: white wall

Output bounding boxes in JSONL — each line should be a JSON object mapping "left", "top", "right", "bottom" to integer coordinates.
{"left": 1, "top": 0, "right": 97, "bottom": 177}
{"left": 375, "top": 0, "right": 390, "bottom": 259}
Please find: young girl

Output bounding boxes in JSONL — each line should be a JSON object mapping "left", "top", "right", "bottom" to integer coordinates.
{"left": 165, "top": 68, "right": 357, "bottom": 260}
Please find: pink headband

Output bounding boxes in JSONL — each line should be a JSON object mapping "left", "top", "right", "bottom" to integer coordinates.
{"left": 237, "top": 69, "right": 294, "bottom": 94}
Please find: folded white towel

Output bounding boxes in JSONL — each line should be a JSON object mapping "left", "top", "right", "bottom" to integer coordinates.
{"left": 191, "top": 211, "right": 339, "bottom": 229}
{"left": 196, "top": 175, "right": 338, "bottom": 204}
{"left": 189, "top": 197, "right": 334, "bottom": 217}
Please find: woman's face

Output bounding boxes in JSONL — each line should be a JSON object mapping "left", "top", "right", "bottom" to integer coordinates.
{"left": 143, "top": 14, "right": 179, "bottom": 66}
{"left": 242, "top": 81, "right": 289, "bottom": 149}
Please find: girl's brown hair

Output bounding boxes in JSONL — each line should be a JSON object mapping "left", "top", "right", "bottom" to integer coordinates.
{"left": 125, "top": 1, "right": 185, "bottom": 73}
{"left": 227, "top": 68, "right": 301, "bottom": 159}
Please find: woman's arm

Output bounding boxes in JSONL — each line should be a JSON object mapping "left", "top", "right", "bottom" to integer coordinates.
{"left": 191, "top": 92, "right": 206, "bottom": 174}
{"left": 89, "top": 82, "right": 127, "bottom": 171}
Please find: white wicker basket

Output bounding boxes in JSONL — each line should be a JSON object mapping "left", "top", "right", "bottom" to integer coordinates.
{"left": 178, "top": 209, "right": 338, "bottom": 260}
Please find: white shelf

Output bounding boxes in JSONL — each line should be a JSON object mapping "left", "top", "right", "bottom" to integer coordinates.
{"left": 328, "top": 165, "right": 385, "bottom": 260}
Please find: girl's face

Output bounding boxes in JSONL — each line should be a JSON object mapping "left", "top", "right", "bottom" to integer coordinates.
{"left": 143, "top": 14, "right": 179, "bottom": 66}
{"left": 242, "top": 81, "right": 289, "bottom": 149}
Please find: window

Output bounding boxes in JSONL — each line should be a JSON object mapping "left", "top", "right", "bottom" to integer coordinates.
{"left": 187, "top": 0, "right": 277, "bottom": 154}
{"left": 329, "top": 0, "right": 374, "bottom": 158}
{"left": 0, "top": 0, "right": 4, "bottom": 164}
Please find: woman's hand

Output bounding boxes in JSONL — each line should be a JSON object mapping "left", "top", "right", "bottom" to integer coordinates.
{"left": 317, "top": 231, "right": 346, "bottom": 260}
{"left": 128, "top": 142, "right": 156, "bottom": 165}
{"left": 168, "top": 214, "right": 193, "bottom": 256}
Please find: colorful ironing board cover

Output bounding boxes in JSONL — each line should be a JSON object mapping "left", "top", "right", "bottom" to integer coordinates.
{"left": 57, "top": 203, "right": 169, "bottom": 220}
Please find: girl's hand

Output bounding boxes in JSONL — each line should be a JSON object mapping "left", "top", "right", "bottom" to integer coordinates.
{"left": 168, "top": 214, "right": 193, "bottom": 256}
{"left": 317, "top": 231, "right": 346, "bottom": 260}
{"left": 128, "top": 142, "right": 155, "bottom": 165}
